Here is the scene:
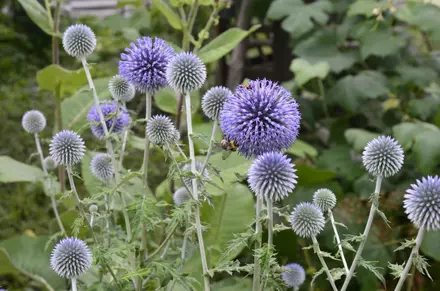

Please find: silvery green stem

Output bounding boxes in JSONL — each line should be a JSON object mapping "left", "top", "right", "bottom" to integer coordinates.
{"left": 71, "top": 278, "right": 77, "bottom": 291}
{"left": 341, "top": 176, "right": 383, "bottom": 291}
{"left": 252, "top": 196, "right": 263, "bottom": 291}
{"left": 394, "top": 227, "right": 425, "bottom": 291}
{"left": 181, "top": 228, "right": 189, "bottom": 260}
{"left": 267, "top": 200, "right": 273, "bottom": 246}
{"left": 119, "top": 102, "right": 129, "bottom": 169}
{"left": 90, "top": 213, "right": 95, "bottom": 227}
{"left": 34, "top": 133, "right": 47, "bottom": 176}
{"left": 108, "top": 101, "right": 120, "bottom": 134}
{"left": 312, "top": 236, "right": 339, "bottom": 291}
{"left": 160, "top": 239, "right": 172, "bottom": 259}
{"left": 185, "top": 91, "right": 210, "bottom": 291}
{"left": 201, "top": 120, "right": 218, "bottom": 174}
{"left": 142, "top": 92, "right": 152, "bottom": 189}
{"left": 329, "top": 210, "right": 349, "bottom": 274}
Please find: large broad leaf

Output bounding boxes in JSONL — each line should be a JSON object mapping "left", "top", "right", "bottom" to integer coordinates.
{"left": 155, "top": 87, "right": 200, "bottom": 115}
{"left": 37, "top": 64, "right": 87, "bottom": 96}
{"left": 421, "top": 230, "right": 440, "bottom": 261}
{"left": 395, "top": 2, "right": 440, "bottom": 41}
{"left": 198, "top": 25, "right": 261, "bottom": 63}
{"left": 290, "top": 58, "right": 330, "bottom": 86}
{"left": 61, "top": 77, "right": 111, "bottom": 130}
{"left": 295, "top": 164, "right": 336, "bottom": 186}
{"left": 392, "top": 122, "right": 437, "bottom": 150}
{"left": 316, "top": 146, "right": 364, "bottom": 181}
{"left": 345, "top": 128, "right": 380, "bottom": 152}
{"left": 287, "top": 139, "right": 318, "bottom": 158}
{"left": 17, "top": 0, "right": 55, "bottom": 36}
{"left": 347, "top": 0, "right": 387, "bottom": 17}
{"left": 0, "top": 235, "right": 65, "bottom": 290}
{"left": 397, "top": 65, "right": 437, "bottom": 88}
{"left": 359, "top": 29, "right": 406, "bottom": 59}
{"left": 0, "top": 156, "right": 44, "bottom": 183}
{"left": 267, "top": 0, "right": 332, "bottom": 39}
{"left": 211, "top": 277, "right": 252, "bottom": 291}
{"left": 151, "top": 0, "right": 182, "bottom": 30}
{"left": 408, "top": 96, "right": 440, "bottom": 121}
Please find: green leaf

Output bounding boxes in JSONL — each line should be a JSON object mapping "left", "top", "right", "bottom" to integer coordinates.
{"left": 408, "top": 96, "right": 440, "bottom": 121}
{"left": 151, "top": 0, "right": 182, "bottom": 30}
{"left": 81, "top": 151, "right": 102, "bottom": 196}
{"left": 267, "top": 0, "right": 332, "bottom": 39}
{"left": 347, "top": 0, "right": 386, "bottom": 17}
{"left": 421, "top": 230, "right": 440, "bottom": 261}
{"left": 17, "top": 0, "right": 55, "bottom": 36}
{"left": 290, "top": 58, "right": 330, "bottom": 86}
{"left": 0, "top": 235, "right": 65, "bottom": 290}
{"left": 412, "top": 130, "right": 440, "bottom": 173}
{"left": 287, "top": 139, "right": 318, "bottom": 158}
{"left": 37, "top": 64, "right": 87, "bottom": 96}
{"left": 397, "top": 65, "right": 437, "bottom": 88}
{"left": 345, "top": 128, "right": 380, "bottom": 152}
{"left": 198, "top": 25, "right": 261, "bottom": 63}
{"left": 395, "top": 2, "right": 440, "bottom": 40}
{"left": 155, "top": 87, "right": 200, "bottom": 115}
{"left": 212, "top": 277, "right": 252, "bottom": 291}
{"left": 295, "top": 164, "right": 336, "bottom": 186}
{"left": 0, "top": 156, "right": 44, "bottom": 183}
{"left": 316, "top": 146, "right": 364, "bottom": 181}
{"left": 360, "top": 29, "right": 406, "bottom": 59}
{"left": 392, "top": 122, "right": 437, "bottom": 150}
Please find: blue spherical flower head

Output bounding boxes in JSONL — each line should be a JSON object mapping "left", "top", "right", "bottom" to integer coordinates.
{"left": 166, "top": 52, "right": 206, "bottom": 93}
{"left": 248, "top": 152, "right": 297, "bottom": 202}
{"left": 87, "top": 102, "right": 130, "bottom": 139}
{"left": 50, "top": 130, "right": 85, "bottom": 166}
{"left": 404, "top": 176, "right": 440, "bottom": 231}
{"left": 282, "top": 263, "right": 306, "bottom": 288}
{"left": 220, "top": 79, "right": 301, "bottom": 158}
{"left": 50, "top": 237, "right": 92, "bottom": 278}
{"left": 119, "top": 37, "right": 174, "bottom": 93}
{"left": 290, "top": 202, "right": 325, "bottom": 238}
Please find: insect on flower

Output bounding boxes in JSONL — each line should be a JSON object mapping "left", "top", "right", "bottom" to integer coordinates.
{"left": 220, "top": 137, "right": 239, "bottom": 159}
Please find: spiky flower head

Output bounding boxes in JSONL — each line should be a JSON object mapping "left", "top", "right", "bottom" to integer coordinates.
{"left": 290, "top": 202, "right": 325, "bottom": 238}
{"left": 173, "top": 187, "right": 191, "bottom": 206}
{"left": 182, "top": 161, "right": 210, "bottom": 188}
{"left": 281, "top": 263, "right": 306, "bottom": 288}
{"left": 109, "top": 75, "right": 136, "bottom": 102}
{"left": 404, "top": 176, "right": 440, "bottom": 231}
{"left": 220, "top": 79, "right": 301, "bottom": 158}
{"left": 313, "top": 188, "right": 337, "bottom": 213}
{"left": 43, "top": 156, "right": 57, "bottom": 171}
{"left": 146, "top": 115, "right": 176, "bottom": 146}
{"left": 119, "top": 37, "right": 174, "bottom": 93}
{"left": 50, "top": 237, "right": 92, "bottom": 278}
{"left": 166, "top": 52, "right": 206, "bottom": 93}
{"left": 87, "top": 102, "right": 130, "bottom": 139}
{"left": 89, "top": 204, "right": 98, "bottom": 213}
{"left": 22, "top": 110, "right": 46, "bottom": 134}
{"left": 90, "top": 153, "right": 114, "bottom": 182}
{"left": 248, "top": 152, "right": 297, "bottom": 202}
{"left": 62, "top": 24, "right": 96, "bottom": 59}
{"left": 49, "top": 130, "right": 85, "bottom": 166}
{"left": 202, "top": 86, "right": 232, "bottom": 120}
{"left": 362, "top": 136, "right": 404, "bottom": 178}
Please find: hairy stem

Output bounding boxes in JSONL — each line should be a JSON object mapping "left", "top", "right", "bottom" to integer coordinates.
{"left": 185, "top": 92, "right": 210, "bottom": 291}
{"left": 252, "top": 196, "right": 263, "bottom": 291}
{"left": 394, "top": 228, "right": 425, "bottom": 291}
{"left": 329, "top": 211, "right": 349, "bottom": 274}
{"left": 341, "top": 176, "right": 383, "bottom": 291}
{"left": 71, "top": 278, "right": 77, "bottom": 291}
{"left": 201, "top": 120, "right": 218, "bottom": 174}
{"left": 312, "top": 236, "right": 339, "bottom": 291}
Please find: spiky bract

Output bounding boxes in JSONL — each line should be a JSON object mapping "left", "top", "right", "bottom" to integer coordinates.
{"left": 313, "top": 188, "right": 337, "bottom": 213}
{"left": 109, "top": 75, "right": 136, "bottom": 102}
{"left": 166, "top": 52, "right": 206, "bottom": 93}
{"left": 43, "top": 156, "right": 57, "bottom": 171}
{"left": 362, "top": 136, "right": 404, "bottom": 178}
{"left": 202, "top": 86, "right": 232, "bottom": 120}
{"left": 146, "top": 115, "right": 176, "bottom": 146}
{"left": 182, "top": 161, "right": 209, "bottom": 189}
{"left": 50, "top": 237, "right": 92, "bottom": 278}
{"left": 173, "top": 187, "right": 191, "bottom": 206}
{"left": 290, "top": 202, "right": 325, "bottom": 238}
{"left": 90, "top": 153, "right": 114, "bottom": 182}
{"left": 49, "top": 130, "right": 85, "bottom": 166}
{"left": 22, "top": 110, "right": 46, "bottom": 134}
{"left": 62, "top": 24, "right": 96, "bottom": 58}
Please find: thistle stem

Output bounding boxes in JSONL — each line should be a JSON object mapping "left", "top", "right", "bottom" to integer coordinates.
{"left": 34, "top": 133, "right": 47, "bottom": 176}
{"left": 160, "top": 240, "right": 172, "bottom": 259}
{"left": 119, "top": 102, "right": 129, "bottom": 170}
{"left": 329, "top": 211, "right": 349, "bottom": 274}
{"left": 312, "top": 236, "right": 339, "bottom": 291}
{"left": 181, "top": 226, "right": 189, "bottom": 261}
{"left": 142, "top": 92, "right": 152, "bottom": 189}
{"left": 185, "top": 91, "right": 210, "bottom": 291}
{"left": 341, "top": 176, "right": 383, "bottom": 291}
{"left": 252, "top": 196, "right": 263, "bottom": 291}
{"left": 394, "top": 227, "right": 425, "bottom": 291}
{"left": 267, "top": 200, "right": 273, "bottom": 246}
{"left": 71, "top": 278, "right": 77, "bottom": 291}
{"left": 201, "top": 120, "right": 218, "bottom": 174}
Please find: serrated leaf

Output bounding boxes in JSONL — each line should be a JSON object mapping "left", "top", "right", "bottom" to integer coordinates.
{"left": 320, "top": 251, "right": 340, "bottom": 261}
{"left": 394, "top": 239, "right": 416, "bottom": 252}
{"left": 330, "top": 267, "right": 346, "bottom": 281}
{"left": 388, "top": 262, "right": 404, "bottom": 279}
{"left": 290, "top": 58, "right": 330, "bottom": 86}
{"left": 0, "top": 156, "right": 44, "bottom": 183}
{"left": 413, "top": 253, "right": 432, "bottom": 280}
{"left": 375, "top": 208, "right": 391, "bottom": 228}
{"left": 341, "top": 241, "right": 356, "bottom": 252}
{"left": 151, "top": 0, "right": 182, "bottom": 30}
{"left": 359, "top": 259, "right": 386, "bottom": 286}
{"left": 311, "top": 267, "right": 325, "bottom": 286}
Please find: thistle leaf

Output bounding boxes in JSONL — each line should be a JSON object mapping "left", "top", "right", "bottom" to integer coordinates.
{"left": 359, "top": 259, "right": 385, "bottom": 286}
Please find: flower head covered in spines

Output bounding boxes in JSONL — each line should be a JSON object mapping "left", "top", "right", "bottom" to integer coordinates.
{"left": 119, "top": 37, "right": 174, "bottom": 93}
{"left": 44, "top": 156, "right": 58, "bottom": 171}
{"left": 22, "top": 110, "right": 46, "bottom": 134}
{"left": 362, "top": 136, "right": 404, "bottom": 178}
{"left": 404, "top": 175, "right": 440, "bottom": 231}
{"left": 173, "top": 187, "right": 191, "bottom": 206}
{"left": 166, "top": 52, "right": 207, "bottom": 93}
{"left": 248, "top": 152, "right": 297, "bottom": 202}
{"left": 50, "top": 130, "right": 86, "bottom": 166}
{"left": 313, "top": 188, "right": 337, "bottom": 213}
{"left": 281, "top": 263, "right": 306, "bottom": 289}
{"left": 290, "top": 202, "right": 325, "bottom": 238}
{"left": 90, "top": 153, "right": 114, "bottom": 182}
{"left": 146, "top": 115, "right": 176, "bottom": 146}
{"left": 50, "top": 237, "right": 92, "bottom": 278}
{"left": 109, "top": 75, "right": 136, "bottom": 102}
{"left": 62, "top": 24, "right": 96, "bottom": 59}
{"left": 202, "top": 86, "right": 232, "bottom": 120}
{"left": 87, "top": 101, "right": 130, "bottom": 139}
{"left": 220, "top": 79, "right": 301, "bottom": 158}
{"left": 182, "top": 161, "right": 210, "bottom": 189}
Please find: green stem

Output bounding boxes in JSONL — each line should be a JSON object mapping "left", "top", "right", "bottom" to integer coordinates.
{"left": 34, "top": 133, "right": 47, "bottom": 176}
{"left": 142, "top": 92, "right": 152, "bottom": 189}
{"left": 317, "top": 79, "right": 329, "bottom": 118}
{"left": 406, "top": 265, "right": 416, "bottom": 291}
{"left": 108, "top": 102, "right": 120, "bottom": 134}
{"left": 201, "top": 120, "right": 218, "bottom": 174}
{"left": 267, "top": 200, "right": 273, "bottom": 246}
{"left": 119, "top": 128, "right": 129, "bottom": 169}
{"left": 341, "top": 176, "right": 383, "bottom": 291}
{"left": 193, "top": 4, "right": 221, "bottom": 53}
{"left": 252, "top": 196, "right": 263, "bottom": 291}
{"left": 311, "top": 236, "right": 338, "bottom": 291}
{"left": 394, "top": 228, "right": 425, "bottom": 291}
{"left": 71, "top": 278, "right": 77, "bottom": 291}
{"left": 187, "top": 0, "right": 199, "bottom": 39}
{"left": 329, "top": 211, "right": 349, "bottom": 274}
{"left": 147, "top": 224, "right": 179, "bottom": 261}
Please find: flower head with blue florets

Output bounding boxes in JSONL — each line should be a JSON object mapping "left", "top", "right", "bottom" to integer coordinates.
{"left": 50, "top": 237, "right": 92, "bottom": 278}
{"left": 281, "top": 263, "right": 306, "bottom": 289}
{"left": 87, "top": 102, "right": 130, "bottom": 139}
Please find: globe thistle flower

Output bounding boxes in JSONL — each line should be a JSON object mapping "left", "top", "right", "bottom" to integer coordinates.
{"left": 50, "top": 237, "right": 92, "bottom": 278}
{"left": 119, "top": 37, "right": 174, "bottom": 93}
{"left": 202, "top": 86, "right": 232, "bottom": 120}
{"left": 281, "top": 263, "right": 306, "bottom": 288}
{"left": 89, "top": 204, "right": 98, "bottom": 213}
{"left": 166, "top": 52, "right": 206, "bottom": 93}
{"left": 248, "top": 152, "right": 297, "bottom": 202}
{"left": 49, "top": 130, "right": 85, "bottom": 166}
{"left": 90, "top": 153, "right": 114, "bottom": 182}
{"left": 182, "top": 161, "right": 210, "bottom": 188}
{"left": 87, "top": 102, "right": 130, "bottom": 139}
{"left": 146, "top": 115, "right": 176, "bottom": 146}
{"left": 290, "top": 202, "right": 325, "bottom": 238}
{"left": 43, "top": 156, "right": 57, "bottom": 171}
{"left": 62, "top": 24, "right": 96, "bottom": 59}
{"left": 362, "top": 136, "right": 404, "bottom": 178}
{"left": 173, "top": 187, "right": 191, "bottom": 206}
{"left": 404, "top": 176, "right": 440, "bottom": 231}
{"left": 109, "top": 75, "right": 136, "bottom": 102}
{"left": 22, "top": 110, "right": 46, "bottom": 134}
{"left": 220, "top": 79, "right": 301, "bottom": 158}
{"left": 313, "top": 188, "right": 337, "bottom": 213}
